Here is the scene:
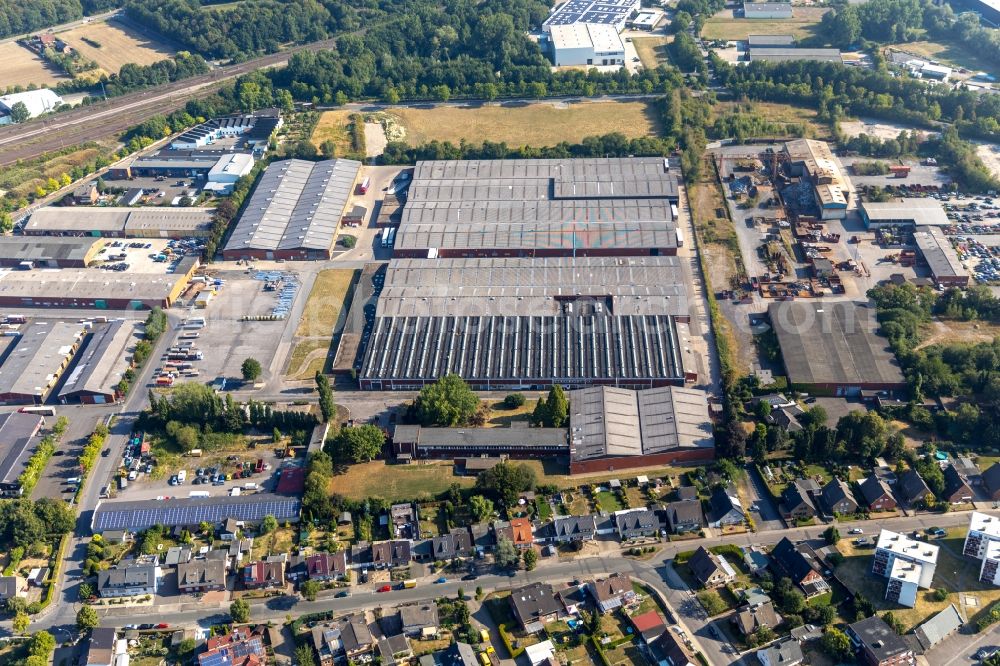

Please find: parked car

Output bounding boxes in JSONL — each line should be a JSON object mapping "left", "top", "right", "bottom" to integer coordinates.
{"left": 848, "top": 528, "right": 863, "bottom": 535}
{"left": 928, "top": 527, "right": 946, "bottom": 537}
{"left": 378, "top": 585, "right": 391, "bottom": 593}
{"left": 435, "top": 577, "right": 447, "bottom": 584}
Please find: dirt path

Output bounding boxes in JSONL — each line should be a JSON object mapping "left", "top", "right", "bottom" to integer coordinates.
{"left": 364, "top": 122, "right": 388, "bottom": 157}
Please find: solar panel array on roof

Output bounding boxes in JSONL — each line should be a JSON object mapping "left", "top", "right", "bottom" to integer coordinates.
{"left": 91, "top": 494, "right": 301, "bottom": 533}
{"left": 224, "top": 158, "right": 360, "bottom": 255}
{"left": 360, "top": 314, "right": 684, "bottom": 388}
{"left": 542, "top": 0, "right": 641, "bottom": 28}
{"left": 199, "top": 637, "right": 265, "bottom": 666}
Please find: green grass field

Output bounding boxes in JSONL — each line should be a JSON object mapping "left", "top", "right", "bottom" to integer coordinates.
{"left": 701, "top": 7, "right": 828, "bottom": 41}
{"left": 330, "top": 461, "right": 475, "bottom": 501}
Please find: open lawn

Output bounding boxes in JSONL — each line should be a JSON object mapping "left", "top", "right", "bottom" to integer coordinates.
{"left": 836, "top": 532, "right": 1000, "bottom": 631}
{"left": 387, "top": 101, "right": 661, "bottom": 147}
{"left": 632, "top": 36, "right": 671, "bottom": 69}
{"left": 288, "top": 269, "right": 358, "bottom": 379}
{"left": 595, "top": 491, "right": 624, "bottom": 512}
{"left": 701, "top": 7, "right": 828, "bottom": 41}
{"left": 0, "top": 42, "right": 67, "bottom": 88}
{"left": 330, "top": 461, "right": 474, "bottom": 501}
{"left": 59, "top": 19, "right": 176, "bottom": 76}
{"left": 485, "top": 399, "right": 536, "bottom": 427}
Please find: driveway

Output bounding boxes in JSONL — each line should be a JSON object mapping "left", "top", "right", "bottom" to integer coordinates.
{"left": 743, "top": 465, "right": 784, "bottom": 531}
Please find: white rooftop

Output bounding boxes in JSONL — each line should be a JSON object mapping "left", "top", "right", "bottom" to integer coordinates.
{"left": 889, "top": 557, "right": 923, "bottom": 584}
{"left": 0, "top": 89, "right": 63, "bottom": 119}
{"left": 877, "top": 529, "right": 940, "bottom": 565}
{"left": 550, "top": 22, "right": 624, "bottom": 53}
{"left": 970, "top": 511, "right": 1000, "bottom": 537}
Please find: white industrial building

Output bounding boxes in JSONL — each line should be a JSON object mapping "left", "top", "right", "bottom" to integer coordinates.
{"left": 963, "top": 512, "right": 1000, "bottom": 586}
{"left": 873, "top": 529, "right": 939, "bottom": 608}
{"left": 551, "top": 23, "right": 626, "bottom": 67}
{"left": 543, "top": 0, "right": 641, "bottom": 33}
{"left": 743, "top": 2, "right": 793, "bottom": 19}
{"left": 204, "top": 153, "right": 255, "bottom": 194}
{"left": 0, "top": 89, "right": 63, "bottom": 125}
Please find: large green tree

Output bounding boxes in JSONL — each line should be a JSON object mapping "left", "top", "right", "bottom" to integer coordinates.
{"left": 330, "top": 425, "right": 385, "bottom": 463}
{"left": 414, "top": 374, "right": 479, "bottom": 426}
{"left": 475, "top": 462, "right": 535, "bottom": 507}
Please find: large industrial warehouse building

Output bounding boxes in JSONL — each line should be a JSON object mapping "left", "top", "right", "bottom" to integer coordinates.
{"left": 393, "top": 158, "right": 681, "bottom": 259}
{"left": 358, "top": 256, "right": 694, "bottom": 390}
{"left": 58, "top": 320, "right": 136, "bottom": 404}
{"left": 768, "top": 301, "right": 907, "bottom": 396}
{"left": 0, "top": 412, "right": 45, "bottom": 497}
{"left": 23, "top": 207, "right": 216, "bottom": 238}
{"left": 0, "top": 237, "right": 103, "bottom": 268}
{"left": 222, "top": 158, "right": 361, "bottom": 261}
{"left": 913, "top": 226, "right": 969, "bottom": 287}
{"left": 568, "top": 386, "right": 715, "bottom": 473}
{"left": 0, "top": 321, "right": 86, "bottom": 404}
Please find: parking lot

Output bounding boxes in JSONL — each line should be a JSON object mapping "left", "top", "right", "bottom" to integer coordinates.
{"left": 165, "top": 271, "right": 302, "bottom": 387}
{"left": 108, "top": 175, "right": 206, "bottom": 205}
{"left": 28, "top": 404, "right": 112, "bottom": 502}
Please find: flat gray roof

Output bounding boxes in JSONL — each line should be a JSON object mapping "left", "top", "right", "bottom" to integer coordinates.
{"left": 747, "top": 34, "right": 795, "bottom": 46}
{"left": 861, "top": 199, "right": 950, "bottom": 226}
{"left": 0, "top": 321, "right": 85, "bottom": 399}
{"left": 376, "top": 256, "right": 688, "bottom": 318}
{"left": 568, "top": 386, "right": 714, "bottom": 462}
{"left": 0, "top": 411, "right": 43, "bottom": 486}
{"left": 913, "top": 226, "right": 967, "bottom": 281}
{"left": 58, "top": 320, "right": 136, "bottom": 400}
{"left": 0, "top": 237, "right": 98, "bottom": 263}
{"left": 225, "top": 158, "right": 361, "bottom": 253}
{"left": 768, "top": 301, "right": 906, "bottom": 387}
{"left": 749, "top": 47, "right": 842, "bottom": 63}
{"left": 397, "top": 158, "right": 680, "bottom": 253}
{"left": 392, "top": 426, "right": 567, "bottom": 449}
{"left": 24, "top": 207, "right": 215, "bottom": 235}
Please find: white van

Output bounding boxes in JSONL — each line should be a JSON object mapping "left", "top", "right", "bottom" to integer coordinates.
{"left": 177, "top": 470, "right": 187, "bottom": 482}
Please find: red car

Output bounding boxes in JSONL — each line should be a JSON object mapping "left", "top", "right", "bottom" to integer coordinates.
{"left": 378, "top": 585, "right": 391, "bottom": 593}
{"left": 155, "top": 623, "right": 169, "bottom": 629}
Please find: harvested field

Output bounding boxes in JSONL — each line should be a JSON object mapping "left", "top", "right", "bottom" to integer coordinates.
{"left": 701, "top": 7, "right": 828, "bottom": 41}
{"left": 386, "top": 101, "right": 661, "bottom": 147}
{"left": 632, "top": 36, "right": 671, "bottom": 69}
{"left": 0, "top": 42, "right": 67, "bottom": 88}
{"left": 59, "top": 19, "right": 176, "bottom": 76}
{"left": 311, "top": 110, "right": 355, "bottom": 155}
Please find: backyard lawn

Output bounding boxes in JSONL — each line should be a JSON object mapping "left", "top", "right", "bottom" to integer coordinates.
{"left": 595, "top": 491, "right": 624, "bottom": 512}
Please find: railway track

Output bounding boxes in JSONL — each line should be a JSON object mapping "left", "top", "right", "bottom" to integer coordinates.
{"left": 0, "top": 39, "right": 338, "bottom": 166}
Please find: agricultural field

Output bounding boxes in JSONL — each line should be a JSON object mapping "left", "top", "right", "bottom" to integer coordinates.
{"left": 701, "top": 7, "right": 828, "bottom": 41}
{"left": 58, "top": 19, "right": 176, "bottom": 77}
{"left": 385, "top": 101, "right": 661, "bottom": 147}
{"left": 632, "top": 36, "right": 671, "bottom": 69}
{"left": 0, "top": 42, "right": 67, "bottom": 88}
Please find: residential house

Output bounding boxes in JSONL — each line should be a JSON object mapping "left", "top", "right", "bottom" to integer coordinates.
{"left": 757, "top": 639, "right": 803, "bottom": 666}
{"left": 372, "top": 540, "right": 411, "bottom": 569}
{"left": 708, "top": 485, "right": 745, "bottom": 527}
{"left": 243, "top": 560, "right": 285, "bottom": 590}
{"left": 451, "top": 527, "right": 474, "bottom": 558}
{"left": 198, "top": 627, "right": 266, "bottom": 666}
{"left": 782, "top": 479, "right": 819, "bottom": 520}
{"left": 751, "top": 393, "right": 796, "bottom": 409}
{"left": 524, "top": 640, "right": 556, "bottom": 666}
{"left": 897, "top": 469, "right": 933, "bottom": 507}
{"left": 493, "top": 520, "right": 514, "bottom": 545}
{"left": 85, "top": 627, "right": 118, "bottom": 666}
{"left": 442, "top": 642, "right": 477, "bottom": 666}
{"left": 312, "top": 614, "right": 375, "bottom": 665}
{"left": 616, "top": 509, "right": 658, "bottom": 540}
{"left": 943, "top": 464, "right": 974, "bottom": 504}
{"left": 350, "top": 541, "right": 372, "bottom": 569}
{"left": 551, "top": 515, "right": 597, "bottom": 542}
{"left": 220, "top": 518, "right": 241, "bottom": 541}
{"left": 470, "top": 524, "right": 493, "bottom": 552}
{"left": 509, "top": 583, "right": 562, "bottom": 632}
{"left": 846, "top": 616, "right": 915, "bottom": 666}
{"left": 688, "top": 546, "right": 737, "bottom": 588}
{"left": 177, "top": 558, "right": 226, "bottom": 593}
{"left": 390, "top": 503, "right": 416, "bottom": 538}
{"left": 164, "top": 546, "right": 192, "bottom": 567}
{"left": 859, "top": 473, "right": 898, "bottom": 512}
{"left": 227, "top": 538, "right": 253, "bottom": 568}
{"left": 510, "top": 517, "right": 534, "bottom": 549}
{"left": 377, "top": 634, "right": 413, "bottom": 666}
{"left": 306, "top": 552, "right": 347, "bottom": 581}
{"left": 630, "top": 611, "right": 667, "bottom": 645}
{"left": 0, "top": 575, "right": 26, "bottom": 601}
{"left": 588, "top": 574, "right": 632, "bottom": 613}
{"left": 73, "top": 182, "right": 98, "bottom": 205}
{"left": 664, "top": 500, "right": 703, "bottom": 534}
{"left": 97, "top": 564, "right": 157, "bottom": 598}
{"left": 557, "top": 584, "right": 587, "bottom": 615}
{"left": 985, "top": 462, "right": 1000, "bottom": 501}
{"left": 675, "top": 486, "right": 698, "bottom": 502}
{"left": 655, "top": 631, "right": 697, "bottom": 666}
{"left": 952, "top": 456, "right": 982, "bottom": 485}
{"left": 733, "top": 601, "right": 780, "bottom": 637}
{"left": 399, "top": 603, "right": 440, "bottom": 638}
{"left": 769, "top": 538, "right": 830, "bottom": 598}
{"left": 820, "top": 478, "right": 859, "bottom": 516}
{"left": 768, "top": 405, "right": 804, "bottom": 432}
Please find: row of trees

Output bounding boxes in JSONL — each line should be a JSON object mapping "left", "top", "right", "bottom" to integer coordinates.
{"left": 0, "top": 0, "right": 116, "bottom": 40}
